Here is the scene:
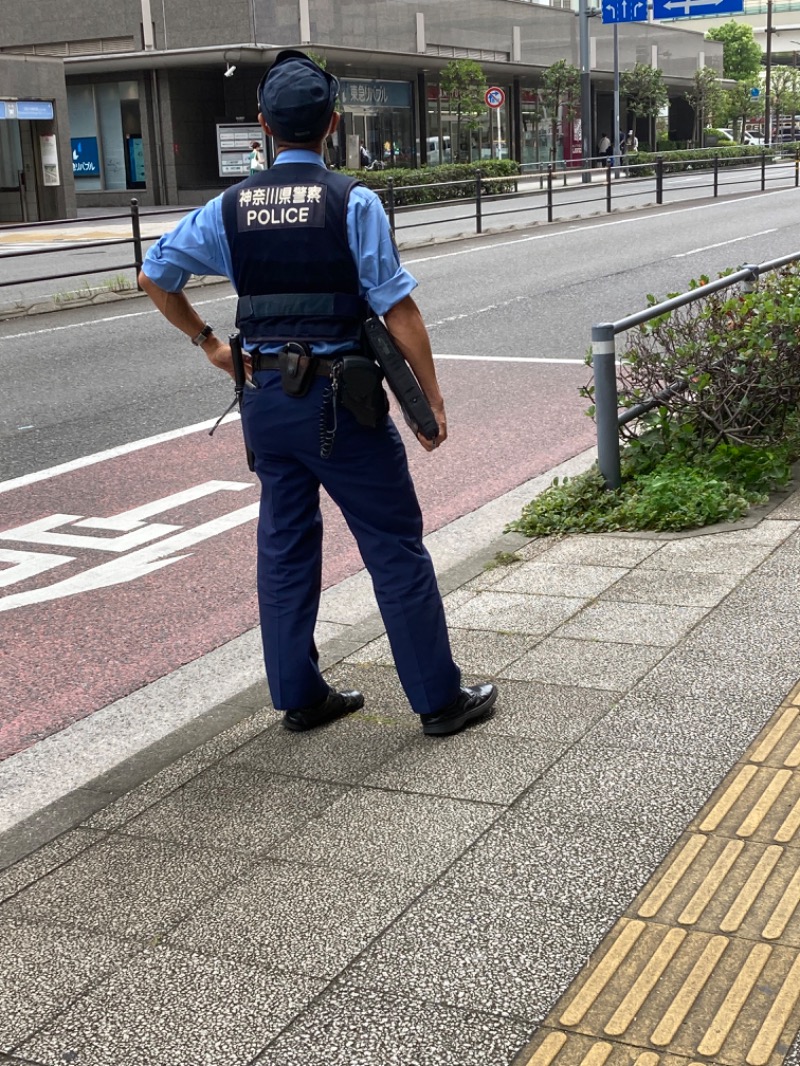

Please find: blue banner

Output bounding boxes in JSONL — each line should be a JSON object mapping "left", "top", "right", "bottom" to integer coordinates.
{"left": 72, "top": 137, "right": 101, "bottom": 177}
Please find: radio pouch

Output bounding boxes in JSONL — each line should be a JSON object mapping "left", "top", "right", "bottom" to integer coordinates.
{"left": 339, "top": 354, "right": 389, "bottom": 428}
{"left": 278, "top": 342, "right": 317, "bottom": 397}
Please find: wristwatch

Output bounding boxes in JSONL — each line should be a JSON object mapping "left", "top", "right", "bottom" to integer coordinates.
{"left": 191, "top": 323, "right": 214, "bottom": 346}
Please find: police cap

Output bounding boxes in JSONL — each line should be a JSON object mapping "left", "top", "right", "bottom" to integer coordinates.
{"left": 257, "top": 50, "right": 339, "bottom": 143}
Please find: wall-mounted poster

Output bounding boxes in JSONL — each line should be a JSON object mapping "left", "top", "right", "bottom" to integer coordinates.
{"left": 71, "top": 137, "right": 100, "bottom": 177}
{"left": 40, "top": 134, "right": 60, "bottom": 186}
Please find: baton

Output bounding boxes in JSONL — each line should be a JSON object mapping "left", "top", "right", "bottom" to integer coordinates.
{"left": 208, "top": 333, "right": 255, "bottom": 471}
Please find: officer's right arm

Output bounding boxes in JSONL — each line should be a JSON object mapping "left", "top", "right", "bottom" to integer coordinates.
{"left": 384, "top": 295, "right": 447, "bottom": 451}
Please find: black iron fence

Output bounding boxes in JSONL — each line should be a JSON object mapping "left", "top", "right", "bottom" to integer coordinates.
{"left": 1, "top": 150, "right": 798, "bottom": 298}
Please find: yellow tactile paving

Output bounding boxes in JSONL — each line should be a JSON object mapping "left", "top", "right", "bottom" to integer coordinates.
{"left": 514, "top": 681, "right": 800, "bottom": 1066}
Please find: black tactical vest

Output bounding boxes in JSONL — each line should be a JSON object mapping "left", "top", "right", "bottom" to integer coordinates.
{"left": 221, "top": 163, "right": 370, "bottom": 349}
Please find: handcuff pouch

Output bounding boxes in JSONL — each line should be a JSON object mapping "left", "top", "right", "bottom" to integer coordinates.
{"left": 339, "top": 355, "right": 389, "bottom": 428}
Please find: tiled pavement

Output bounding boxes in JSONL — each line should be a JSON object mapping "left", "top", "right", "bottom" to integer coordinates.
{"left": 3, "top": 494, "right": 800, "bottom": 1064}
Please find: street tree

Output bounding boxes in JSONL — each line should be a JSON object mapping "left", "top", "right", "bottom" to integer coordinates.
{"left": 769, "top": 65, "right": 800, "bottom": 141}
{"left": 723, "top": 79, "right": 763, "bottom": 139}
{"left": 620, "top": 62, "right": 668, "bottom": 150}
{"left": 686, "top": 67, "right": 725, "bottom": 143}
{"left": 540, "top": 59, "right": 580, "bottom": 164}
{"left": 706, "top": 22, "right": 762, "bottom": 82}
{"left": 440, "top": 59, "right": 488, "bottom": 162}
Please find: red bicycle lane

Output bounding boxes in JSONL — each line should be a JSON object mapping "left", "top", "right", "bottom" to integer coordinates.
{"left": 0, "top": 358, "right": 591, "bottom": 760}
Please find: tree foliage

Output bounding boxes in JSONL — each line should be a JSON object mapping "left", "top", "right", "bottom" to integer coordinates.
{"left": 706, "top": 22, "right": 762, "bottom": 82}
{"left": 686, "top": 67, "right": 725, "bottom": 143}
{"left": 540, "top": 59, "right": 580, "bottom": 163}
{"left": 440, "top": 59, "right": 488, "bottom": 163}
{"left": 621, "top": 63, "right": 668, "bottom": 150}
{"left": 723, "top": 79, "right": 763, "bottom": 136}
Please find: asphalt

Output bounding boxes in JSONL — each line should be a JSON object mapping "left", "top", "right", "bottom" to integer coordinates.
{"left": 3, "top": 186, "right": 800, "bottom": 1065}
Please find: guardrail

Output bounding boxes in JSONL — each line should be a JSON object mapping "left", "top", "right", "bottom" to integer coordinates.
{"left": 590, "top": 249, "right": 800, "bottom": 490}
{"left": 0, "top": 150, "right": 798, "bottom": 299}
{"left": 0, "top": 201, "right": 177, "bottom": 293}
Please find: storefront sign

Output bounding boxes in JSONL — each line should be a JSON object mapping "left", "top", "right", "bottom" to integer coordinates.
{"left": 0, "top": 99, "right": 54, "bottom": 120}
{"left": 17, "top": 100, "right": 54, "bottom": 119}
{"left": 339, "top": 79, "right": 411, "bottom": 109}
{"left": 71, "top": 137, "right": 100, "bottom": 177}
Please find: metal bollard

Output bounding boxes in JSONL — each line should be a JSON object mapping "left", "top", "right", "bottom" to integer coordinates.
{"left": 475, "top": 168, "right": 483, "bottom": 234}
{"left": 795, "top": 148, "right": 799, "bottom": 187}
{"left": 546, "top": 164, "right": 553, "bottom": 223}
{"left": 713, "top": 153, "right": 719, "bottom": 198}
{"left": 655, "top": 156, "right": 664, "bottom": 205}
{"left": 131, "top": 198, "right": 143, "bottom": 290}
{"left": 591, "top": 322, "right": 621, "bottom": 490}
{"left": 606, "top": 158, "right": 612, "bottom": 213}
{"left": 386, "top": 177, "right": 396, "bottom": 234}
{"left": 761, "top": 150, "right": 767, "bottom": 192}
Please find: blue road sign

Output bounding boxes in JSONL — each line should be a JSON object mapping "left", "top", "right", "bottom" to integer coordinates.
{"left": 751, "top": 87, "right": 761, "bottom": 97}
{"left": 652, "top": 0, "right": 743, "bottom": 19}
{"left": 602, "top": 0, "right": 647, "bottom": 22}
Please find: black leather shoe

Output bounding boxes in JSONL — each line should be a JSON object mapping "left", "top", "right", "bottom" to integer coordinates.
{"left": 282, "top": 688, "right": 364, "bottom": 732}
{"left": 420, "top": 683, "right": 498, "bottom": 736}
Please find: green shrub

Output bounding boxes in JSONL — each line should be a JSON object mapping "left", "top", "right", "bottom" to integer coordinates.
{"left": 510, "top": 266, "right": 800, "bottom": 536}
{"left": 339, "top": 159, "right": 520, "bottom": 206}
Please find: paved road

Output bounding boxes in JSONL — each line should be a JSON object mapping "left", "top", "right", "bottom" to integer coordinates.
{"left": 2, "top": 188, "right": 800, "bottom": 757}
{"left": 0, "top": 157, "right": 795, "bottom": 312}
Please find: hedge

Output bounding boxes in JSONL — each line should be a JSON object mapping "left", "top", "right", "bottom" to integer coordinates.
{"left": 629, "top": 143, "right": 798, "bottom": 175}
{"left": 339, "top": 159, "right": 521, "bottom": 206}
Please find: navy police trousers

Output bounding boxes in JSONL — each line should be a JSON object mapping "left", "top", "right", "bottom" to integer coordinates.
{"left": 242, "top": 372, "right": 461, "bottom": 715}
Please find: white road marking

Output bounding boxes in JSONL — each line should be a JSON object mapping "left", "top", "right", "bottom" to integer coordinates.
{"left": 0, "top": 501, "right": 261, "bottom": 612}
{"left": 672, "top": 229, "right": 777, "bottom": 257}
{"left": 433, "top": 353, "right": 585, "bottom": 364}
{"left": 0, "top": 415, "right": 240, "bottom": 495}
{"left": 0, "top": 481, "right": 251, "bottom": 552}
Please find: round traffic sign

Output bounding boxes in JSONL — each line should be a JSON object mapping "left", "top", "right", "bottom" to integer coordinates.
{"left": 485, "top": 86, "right": 505, "bottom": 109}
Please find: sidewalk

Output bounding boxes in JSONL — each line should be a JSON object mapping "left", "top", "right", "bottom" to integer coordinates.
{"left": 3, "top": 447, "right": 800, "bottom": 1065}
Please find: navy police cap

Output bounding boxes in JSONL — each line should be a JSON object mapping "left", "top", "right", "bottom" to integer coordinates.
{"left": 257, "top": 50, "right": 339, "bottom": 143}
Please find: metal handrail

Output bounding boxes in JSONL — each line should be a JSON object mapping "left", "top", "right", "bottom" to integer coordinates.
{"left": 590, "top": 251, "right": 800, "bottom": 489}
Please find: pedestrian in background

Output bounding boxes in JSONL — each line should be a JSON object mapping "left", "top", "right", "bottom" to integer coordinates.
{"left": 138, "top": 50, "right": 498, "bottom": 737}
{"left": 248, "top": 140, "right": 265, "bottom": 175}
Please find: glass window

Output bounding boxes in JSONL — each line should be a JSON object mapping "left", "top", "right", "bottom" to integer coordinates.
{"left": 67, "top": 81, "right": 144, "bottom": 190}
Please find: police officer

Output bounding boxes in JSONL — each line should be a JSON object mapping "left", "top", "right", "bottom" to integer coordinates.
{"left": 139, "top": 49, "right": 497, "bottom": 736}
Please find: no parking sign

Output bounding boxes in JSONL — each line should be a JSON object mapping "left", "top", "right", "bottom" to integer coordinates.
{"left": 485, "top": 87, "right": 505, "bottom": 109}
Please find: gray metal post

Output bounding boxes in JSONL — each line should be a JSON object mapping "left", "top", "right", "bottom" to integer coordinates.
{"left": 475, "top": 168, "right": 483, "bottom": 234}
{"left": 386, "top": 178, "right": 396, "bottom": 233}
{"left": 579, "top": 0, "right": 592, "bottom": 183}
{"left": 740, "top": 263, "right": 759, "bottom": 295}
{"left": 592, "top": 322, "right": 621, "bottom": 490}
{"left": 131, "top": 198, "right": 143, "bottom": 290}
{"left": 613, "top": 23, "right": 621, "bottom": 179}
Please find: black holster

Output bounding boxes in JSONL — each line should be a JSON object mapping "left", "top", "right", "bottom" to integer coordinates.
{"left": 339, "top": 354, "right": 389, "bottom": 428}
{"left": 278, "top": 341, "right": 317, "bottom": 397}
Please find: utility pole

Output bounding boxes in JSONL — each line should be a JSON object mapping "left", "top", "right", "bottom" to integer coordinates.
{"left": 765, "top": 0, "right": 774, "bottom": 145}
{"left": 579, "top": 0, "right": 592, "bottom": 182}
{"left": 613, "top": 23, "right": 621, "bottom": 177}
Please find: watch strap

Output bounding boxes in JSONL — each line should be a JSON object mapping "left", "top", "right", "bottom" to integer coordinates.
{"left": 192, "top": 324, "right": 213, "bottom": 346}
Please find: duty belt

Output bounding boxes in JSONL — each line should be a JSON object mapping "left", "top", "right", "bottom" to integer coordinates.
{"left": 251, "top": 352, "right": 334, "bottom": 376}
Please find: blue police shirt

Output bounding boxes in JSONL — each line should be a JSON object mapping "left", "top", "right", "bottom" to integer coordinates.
{"left": 142, "top": 149, "right": 417, "bottom": 354}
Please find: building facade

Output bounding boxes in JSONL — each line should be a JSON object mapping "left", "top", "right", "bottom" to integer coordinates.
{"left": 0, "top": 0, "right": 723, "bottom": 217}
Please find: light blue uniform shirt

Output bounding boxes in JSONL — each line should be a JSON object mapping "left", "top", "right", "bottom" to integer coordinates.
{"left": 142, "top": 149, "right": 417, "bottom": 354}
